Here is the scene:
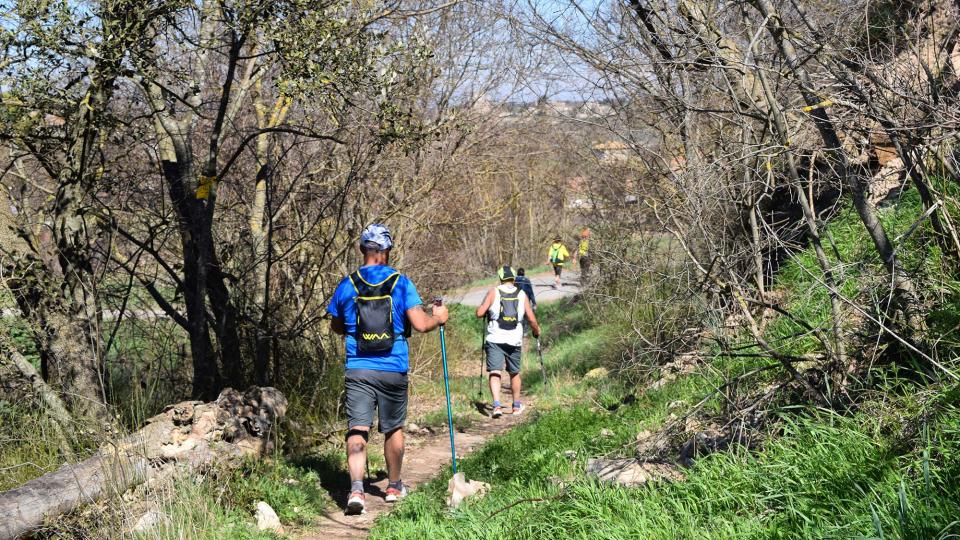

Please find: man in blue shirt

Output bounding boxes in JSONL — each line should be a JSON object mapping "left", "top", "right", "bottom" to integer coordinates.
{"left": 327, "top": 224, "right": 448, "bottom": 515}
{"left": 515, "top": 268, "right": 537, "bottom": 311}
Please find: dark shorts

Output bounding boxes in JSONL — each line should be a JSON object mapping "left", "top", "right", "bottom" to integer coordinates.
{"left": 486, "top": 342, "right": 521, "bottom": 374}
{"left": 553, "top": 264, "right": 563, "bottom": 277}
{"left": 345, "top": 369, "right": 408, "bottom": 433}
{"left": 580, "top": 256, "right": 590, "bottom": 273}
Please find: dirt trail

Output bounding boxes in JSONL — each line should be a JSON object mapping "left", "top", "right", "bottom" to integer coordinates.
{"left": 298, "top": 398, "right": 530, "bottom": 539}
{"left": 450, "top": 270, "right": 581, "bottom": 307}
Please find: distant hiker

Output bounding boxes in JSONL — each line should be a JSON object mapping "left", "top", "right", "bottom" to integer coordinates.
{"left": 327, "top": 223, "right": 449, "bottom": 515}
{"left": 476, "top": 266, "right": 541, "bottom": 418}
{"left": 547, "top": 235, "right": 570, "bottom": 289}
{"left": 576, "top": 228, "right": 591, "bottom": 280}
{"left": 515, "top": 267, "right": 537, "bottom": 311}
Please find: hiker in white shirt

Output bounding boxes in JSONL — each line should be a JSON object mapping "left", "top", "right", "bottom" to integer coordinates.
{"left": 475, "top": 266, "right": 541, "bottom": 418}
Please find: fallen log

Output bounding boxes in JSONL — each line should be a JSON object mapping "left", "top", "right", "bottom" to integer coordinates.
{"left": 0, "top": 386, "right": 287, "bottom": 540}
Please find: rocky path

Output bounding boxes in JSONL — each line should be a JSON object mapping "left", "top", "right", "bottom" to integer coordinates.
{"left": 450, "top": 270, "right": 582, "bottom": 307}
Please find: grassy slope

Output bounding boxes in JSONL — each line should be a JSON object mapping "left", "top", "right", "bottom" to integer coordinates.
{"left": 373, "top": 193, "right": 960, "bottom": 539}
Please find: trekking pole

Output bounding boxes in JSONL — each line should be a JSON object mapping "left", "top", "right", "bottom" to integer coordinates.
{"left": 435, "top": 297, "right": 458, "bottom": 473}
{"left": 478, "top": 314, "right": 486, "bottom": 399}
{"left": 537, "top": 336, "right": 548, "bottom": 386}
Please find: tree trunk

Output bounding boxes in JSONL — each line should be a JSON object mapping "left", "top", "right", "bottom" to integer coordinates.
{"left": 156, "top": 151, "right": 223, "bottom": 400}
{"left": 0, "top": 7, "right": 135, "bottom": 424}
{"left": 753, "top": 59, "right": 849, "bottom": 376}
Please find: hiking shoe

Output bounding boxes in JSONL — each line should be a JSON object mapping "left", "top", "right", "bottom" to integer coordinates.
{"left": 346, "top": 491, "right": 366, "bottom": 515}
{"left": 385, "top": 485, "right": 408, "bottom": 503}
{"left": 512, "top": 403, "right": 525, "bottom": 415}
{"left": 492, "top": 406, "right": 503, "bottom": 419}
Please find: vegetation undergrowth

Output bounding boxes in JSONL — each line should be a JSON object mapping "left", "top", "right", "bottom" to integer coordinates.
{"left": 372, "top": 386, "right": 960, "bottom": 539}
{"left": 372, "top": 192, "right": 960, "bottom": 538}
{"left": 123, "top": 455, "right": 335, "bottom": 540}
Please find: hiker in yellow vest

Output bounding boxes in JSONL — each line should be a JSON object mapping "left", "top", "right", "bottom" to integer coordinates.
{"left": 576, "top": 228, "right": 591, "bottom": 280}
{"left": 547, "top": 235, "right": 570, "bottom": 289}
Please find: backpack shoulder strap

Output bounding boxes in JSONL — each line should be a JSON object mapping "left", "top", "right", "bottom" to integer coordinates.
{"left": 351, "top": 271, "right": 400, "bottom": 296}
{"left": 384, "top": 272, "right": 401, "bottom": 293}
{"left": 348, "top": 271, "right": 363, "bottom": 294}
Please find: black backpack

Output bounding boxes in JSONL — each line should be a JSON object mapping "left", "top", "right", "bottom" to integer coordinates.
{"left": 349, "top": 271, "right": 407, "bottom": 353}
{"left": 497, "top": 286, "right": 521, "bottom": 330}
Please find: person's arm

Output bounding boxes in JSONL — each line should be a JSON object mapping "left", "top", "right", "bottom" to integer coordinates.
{"left": 524, "top": 298, "right": 541, "bottom": 337}
{"left": 407, "top": 304, "right": 448, "bottom": 332}
{"left": 330, "top": 316, "right": 346, "bottom": 335}
{"left": 327, "top": 279, "right": 348, "bottom": 335}
{"left": 475, "top": 287, "right": 495, "bottom": 318}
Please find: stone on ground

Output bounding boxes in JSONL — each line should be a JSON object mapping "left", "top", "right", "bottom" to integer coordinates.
{"left": 255, "top": 501, "right": 284, "bottom": 534}
{"left": 585, "top": 458, "right": 684, "bottom": 486}
{"left": 636, "top": 429, "right": 670, "bottom": 457}
{"left": 446, "top": 472, "right": 490, "bottom": 508}
{"left": 131, "top": 508, "right": 167, "bottom": 533}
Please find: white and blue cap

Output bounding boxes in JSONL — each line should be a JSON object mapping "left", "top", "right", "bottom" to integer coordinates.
{"left": 360, "top": 223, "right": 393, "bottom": 251}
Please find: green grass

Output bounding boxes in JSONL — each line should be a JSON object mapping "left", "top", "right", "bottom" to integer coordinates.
{"left": 124, "top": 455, "right": 333, "bottom": 540}
{"left": 373, "top": 374, "right": 960, "bottom": 539}
{"left": 0, "top": 401, "right": 72, "bottom": 490}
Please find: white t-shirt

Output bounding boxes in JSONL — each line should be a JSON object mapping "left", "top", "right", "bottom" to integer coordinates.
{"left": 485, "top": 284, "right": 528, "bottom": 347}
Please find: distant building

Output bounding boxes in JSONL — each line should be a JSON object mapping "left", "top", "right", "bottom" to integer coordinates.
{"left": 592, "top": 140, "right": 631, "bottom": 163}
{"left": 566, "top": 176, "right": 593, "bottom": 209}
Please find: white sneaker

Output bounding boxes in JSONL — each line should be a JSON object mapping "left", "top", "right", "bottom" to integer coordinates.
{"left": 346, "top": 491, "right": 366, "bottom": 515}
{"left": 512, "top": 403, "right": 525, "bottom": 415}
{"left": 492, "top": 406, "right": 503, "bottom": 419}
{"left": 385, "top": 484, "right": 408, "bottom": 502}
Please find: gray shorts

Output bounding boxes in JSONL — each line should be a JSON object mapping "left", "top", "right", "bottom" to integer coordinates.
{"left": 486, "top": 342, "right": 521, "bottom": 374}
{"left": 345, "top": 369, "right": 408, "bottom": 433}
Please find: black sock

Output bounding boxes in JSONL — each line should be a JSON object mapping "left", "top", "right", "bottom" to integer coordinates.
{"left": 388, "top": 480, "right": 403, "bottom": 490}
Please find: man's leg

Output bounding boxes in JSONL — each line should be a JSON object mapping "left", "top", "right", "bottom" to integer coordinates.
{"left": 384, "top": 427, "right": 404, "bottom": 483}
{"left": 377, "top": 371, "right": 409, "bottom": 501}
{"left": 486, "top": 342, "right": 506, "bottom": 417}
{"left": 507, "top": 345, "right": 524, "bottom": 413}
{"left": 346, "top": 428, "right": 370, "bottom": 485}
{"left": 489, "top": 371, "right": 502, "bottom": 404}
{"left": 344, "top": 370, "right": 376, "bottom": 513}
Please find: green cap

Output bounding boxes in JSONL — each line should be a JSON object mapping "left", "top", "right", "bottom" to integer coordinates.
{"left": 497, "top": 265, "right": 516, "bottom": 281}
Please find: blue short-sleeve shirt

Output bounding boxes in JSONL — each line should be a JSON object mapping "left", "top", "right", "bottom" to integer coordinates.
{"left": 326, "top": 265, "right": 422, "bottom": 372}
